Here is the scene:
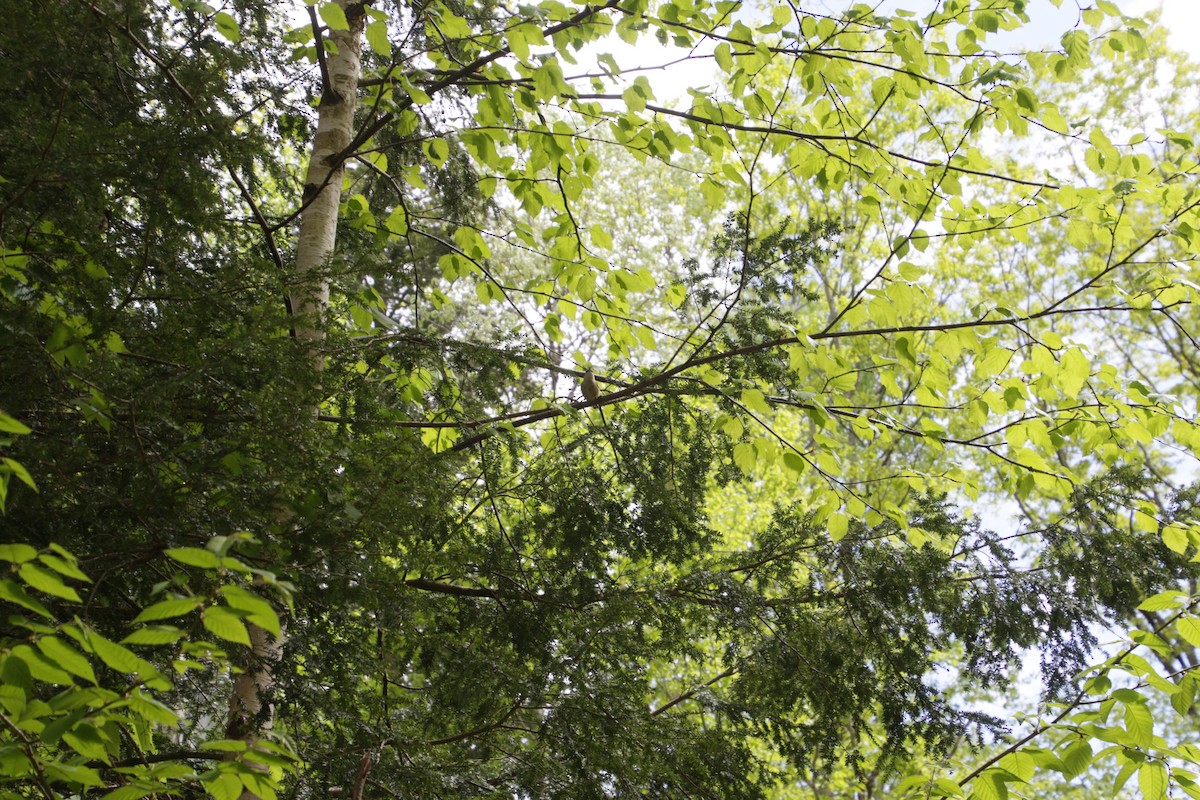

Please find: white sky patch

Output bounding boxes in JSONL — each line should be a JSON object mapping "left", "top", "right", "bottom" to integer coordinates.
{"left": 568, "top": 0, "right": 1200, "bottom": 110}
{"left": 1128, "top": 0, "right": 1200, "bottom": 58}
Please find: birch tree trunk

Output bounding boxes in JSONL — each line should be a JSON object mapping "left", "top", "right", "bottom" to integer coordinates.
{"left": 227, "top": 4, "right": 363, "bottom": 797}
{"left": 289, "top": 2, "right": 365, "bottom": 364}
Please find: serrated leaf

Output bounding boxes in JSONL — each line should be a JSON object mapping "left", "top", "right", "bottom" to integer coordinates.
{"left": 134, "top": 596, "right": 204, "bottom": 623}
{"left": 969, "top": 772, "right": 1006, "bottom": 800}
{"left": 365, "top": 20, "right": 390, "bottom": 56}
{"left": 202, "top": 771, "right": 244, "bottom": 800}
{"left": 201, "top": 739, "right": 249, "bottom": 752}
{"left": 63, "top": 722, "right": 110, "bottom": 762}
{"left": 933, "top": 778, "right": 964, "bottom": 797}
{"left": 1172, "top": 675, "right": 1197, "bottom": 718}
{"left": 1139, "top": 762, "right": 1167, "bottom": 800}
{"left": 38, "top": 553, "right": 90, "bottom": 582}
{"left": 1178, "top": 616, "right": 1200, "bottom": 649}
{"left": 202, "top": 606, "right": 252, "bottom": 646}
{"left": 0, "top": 544, "right": 38, "bottom": 563}
{"left": 85, "top": 629, "right": 141, "bottom": 674}
{"left": 998, "top": 752, "right": 1035, "bottom": 782}
{"left": 1060, "top": 739, "right": 1092, "bottom": 779}
{"left": 219, "top": 586, "right": 281, "bottom": 636}
{"left": 976, "top": 347, "right": 1012, "bottom": 379}
{"left": 1163, "top": 525, "right": 1188, "bottom": 553}
{"left": 37, "top": 636, "right": 96, "bottom": 684}
{"left": 19, "top": 562, "right": 81, "bottom": 601}
{"left": 2, "top": 457, "right": 35, "bottom": 490}
{"left": 828, "top": 512, "right": 849, "bottom": 542}
{"left": 0, "top": 413, "right": 32, "bottom": 435}
{"left": 126, "top": 688, "right": 179, "bottom": 726}
{"left": 165, "top": 547, "right": 222, "bottom": 568}
{"left": 732, "top": 442, "right": 756, "bottom": 475}
{"left": 13, "top": 644, "right": 73, "bottom": 685}
{"left": 122, "top": 626, "right": 186, "bottom": 646}
{"left": 319, "top": 1, "right": 349, "bottom": 30}
{"left": 1123, "top": 701, "right": 1153, "bottom": 748}
{"left": 0, "top": 578, "right": 54, "bottom": 617}
{"left": 1139, "top": 590, "right": 1185, "bottom": 612}
{"left": 45, "top": 761, "right": 103, "bottom": 787}
{"left": 740, "top": 388, "right": 771, "bottom": 415}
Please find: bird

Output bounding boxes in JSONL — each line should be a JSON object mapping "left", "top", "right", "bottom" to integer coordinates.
{"left": 581, "top": 368, "right": 608, "bottom": 427}
{"left": 581, "top": 369, "right": 601, "bottom": 402}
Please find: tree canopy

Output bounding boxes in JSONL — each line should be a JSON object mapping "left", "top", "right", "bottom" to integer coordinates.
{"left": 2, "top": 0, "right": 1200, "bottom": 798}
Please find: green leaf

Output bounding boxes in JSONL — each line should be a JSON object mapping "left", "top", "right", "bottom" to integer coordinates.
{"left": 202, "top": 605, "right": 252, "bottom": 646}
{"left": 970, "top": 771, "right": 1007, "bottom": 800}
{"left": 425, "top": 138, "right": 449, "bottom": 167}
{"left": 319, "top": 2, "right": 349, "bottom": 31}
{"left": 1178, "top": 616, "right": 1200, "bottom": 649}
{"left": 998, "top": 752, "right": 1035, "bottom": 782}
{"left": 740, "top": 388, "right": 771, "bottom": 416}
{"left": 19, "top": 562, "right": 82, "bottom": 601}
{"left": 1172, "top": 674, "right": 1197, "bottom": 718}
{"left": 134, "top": 595, "right": 205, "bottom": 623}
{"left": 44, "top": 761, "right": 103, "bottom": 787}
{"left": 366, "top": 20, "right": 390, "bottom": 57}
{"left": 828, "top": 512, "right": 849, "bottom": 542}
{"left": 12, "top": 644, "right": 73, "bottom": 685}
{"left": 1057, "top": 347, "right": 1089, "bottom": 399}
{"left": 976, "top": 347, "right": 1012, "bottom": 379}
{"left": 214, "top": 11, "right": 240, "bottom": 42}
{"left": 1138, "top": 590, "right": 1185, "bottom": 612}
{"left": 0, "top": 578, "right": 55, "bottom": 617}
{"left": 1139, "top": 762, "right": 1167, "bottom": 800}
{"left": 1123, "top": 700, "right": 1153, "bottom": 748}
{"left": 0, "top": 413, "right": 32, "bottom": 435}
{"left": 732, "top": 442, "right": 756, "bottom": 475}
{"left": 122, "top": 626, "right": 186, "bottom": 646}
{"left": 0, "top": 544, "right": 37, "bottom": 563}
{"left": 1162, "top": 525, "right": 1188, "bottom": 554}
{"left": 84, "top": 629, "right": 142, "bottom": 674}
{"left": 200, "top": 739, "right": 249, "bottom": 753}
{"left": 202, "top": 771, "right": 244, "bottom": 800}
{"left": 1060, "top": 739, "right": 1093, "bottom": 779}
{"left": 36, "top": 636, "right": 96, "bottom": 684}
{"left": 165, "top": 547, "right": 222, "bottom": 568}
{"left": 63, "top": 722, "right": 111, "bottom": 762}
{"left": 2, "top": 458, "right": 35, "bottom": 490}
{"left": 38, "top": 553, "right": 90, "bottom": 582}
{"left": 126, "top": 688, "right": 180, "bottom": 726}
{"left": 219, "top": 586, "right": 281, "bottom": 637}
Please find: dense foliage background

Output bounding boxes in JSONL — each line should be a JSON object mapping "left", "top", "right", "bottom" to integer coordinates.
{"left": 2, "top": 1, "right": 1200, "bottom": 798}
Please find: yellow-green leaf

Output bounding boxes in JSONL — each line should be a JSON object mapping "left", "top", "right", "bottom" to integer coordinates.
{"left": 1138, "top": 762, "right": 1167, "bottom": 800}
{"left": 319, "top": 2, "right": 349, "bottom": 31}
{"left": 19, "top": 562, "right": 82, "bottom": 602}
{"left": 202, "top": 605, "right": 252, "bottom": 646}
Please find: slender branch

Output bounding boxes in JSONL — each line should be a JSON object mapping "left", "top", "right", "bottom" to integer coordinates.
{"left": 307, "top": 5, "right": 335, "bottom": 103}
{"left": 0, "top": 710, "right": 56, "bottom": 800}
{"left": 651, "top": 667, "right": 737, "bottom": 716}
{"left": 568, "top": 97, "right": 1058, "bottom": 190}
{"left": 423, "top": 697, "right": 526, "bottom": 746}
{"left": 958, "top": 604, "right": 1196, "bottom": 785}
{"left": 329, "top": 0, "right": 624, "bottom": 172}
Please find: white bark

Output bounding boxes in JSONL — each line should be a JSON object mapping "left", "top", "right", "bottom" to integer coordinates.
{"left": 230, "top": 5, "right": 363, "bottom": 798}
{"left": 290, "top": 0, "right": 365, "bottom": 363}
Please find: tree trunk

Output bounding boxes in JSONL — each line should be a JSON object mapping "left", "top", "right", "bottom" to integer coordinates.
{"left": 228, "top": 4, "right": 363, "bottom": 798}
{"left": 290, "top": 1, "right": 365, "bottom": 364}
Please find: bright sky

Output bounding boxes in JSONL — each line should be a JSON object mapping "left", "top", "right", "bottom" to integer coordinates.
{"left": 985, "top": 0, "right": 1200, "bottom": 56}
{"left": 593, "top": 0, "right": 1199, "bottom": 103}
